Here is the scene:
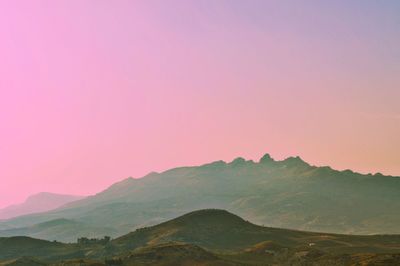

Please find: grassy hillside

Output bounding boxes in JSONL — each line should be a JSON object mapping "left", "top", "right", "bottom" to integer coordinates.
{"left": 117, "top": 242, "right": 239, "bottom": 266}
{"left": 0, "top": 218, "right": 117, "bottom": 243}
{"left": 2, "top": 154, "right": 400, "bottom": 242}
{"left": 0, "top": 237, "right": 81, "bottom": 261}
{"left": 113, "top": 209, "right": 305, "bottom": 252}
{"left": 1, "top": 210, "right": 400, "bottom": 265}
{"left": 111, "top": 209, "right": 400, "bottom": 255}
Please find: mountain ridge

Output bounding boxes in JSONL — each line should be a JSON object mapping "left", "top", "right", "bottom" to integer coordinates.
{"left": 1, "top": 153, "right": 400, "bottom": 242}
{"left": 0, "top": 192, "right": 85, "bottom": 220}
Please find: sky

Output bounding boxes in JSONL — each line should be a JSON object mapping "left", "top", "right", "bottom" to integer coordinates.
{"left": 0, "top": 0, "right": 399, "bottom": 208}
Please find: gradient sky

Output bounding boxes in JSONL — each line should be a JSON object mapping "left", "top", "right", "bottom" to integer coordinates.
{"left": 1, "top": 0, "right": 399, "bottom": 208}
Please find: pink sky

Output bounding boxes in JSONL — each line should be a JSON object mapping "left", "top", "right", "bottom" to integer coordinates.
{"left": 1, "top": 1, "right": 399, "bottom": 208}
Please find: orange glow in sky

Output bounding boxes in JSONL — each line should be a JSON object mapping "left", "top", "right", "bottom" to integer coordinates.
{"left": 1, "top": 1, "right": 399, "bottom": 207}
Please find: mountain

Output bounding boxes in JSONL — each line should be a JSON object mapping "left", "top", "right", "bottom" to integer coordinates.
{"left": 1, "top": 210, "right": 400, "bottom": 266}
{"left": 0, "top": 192, "right": 84, "bottom": 220}
{"left": 110, "top": 209, "right": 400, "bottom": 265}
{"left": 1, "top": 154, "right": 400, "bottom": 242}
{"left": 111, "top": 209, "right": 400, "bottom": 254}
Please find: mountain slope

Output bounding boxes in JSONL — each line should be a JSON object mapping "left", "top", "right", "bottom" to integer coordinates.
{"left": 0, "top": 218, "right": 117, "bottom": 243}
{"left": 0, "top": 192, "right": 84, "bottom": 220}
{"left": 0, "top": 236, "right": 80, "bottom": 261}
{"left": 111, "top": 209, "right": 400, "bottom": 254}
{"left": 112, "top": 209, "right": 311, "bottom": 252}
{"left": 1, "top": 210, "right": 400, "bottom": 266}
{"left": 116, "top": 242, "right": 238, "bottom": 266}
{"left": 1, "top": 154, "right": 400, "bottom": 242}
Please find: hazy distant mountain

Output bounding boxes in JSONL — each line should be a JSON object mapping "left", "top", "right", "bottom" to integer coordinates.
{"left": 1, "top": 154, "right": 400, "bottom": 242}
{"left": 0, "top": 192, "right": 84, "bottom": 220}
{"left": 1, "top": 209, "right": 400, "bottom": 265}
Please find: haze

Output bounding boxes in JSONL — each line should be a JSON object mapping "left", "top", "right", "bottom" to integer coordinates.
{"left": 1, "top": 0, "right": 399, "bottom": 208}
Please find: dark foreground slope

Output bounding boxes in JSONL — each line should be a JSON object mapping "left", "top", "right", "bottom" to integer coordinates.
{"left": 1, "top": 154, "right": 400, "bottom": 242}
{"left": 0, "top": 237, "right": 81, "bottom": 261}
{"left": 1, "top": 210, "right": 400, "bottom": 266}
{"left": 116, "top": 242, "right": 239, "bottom": 266}
{"left": 112, "top": 209, "right": 400, "bottom": 254}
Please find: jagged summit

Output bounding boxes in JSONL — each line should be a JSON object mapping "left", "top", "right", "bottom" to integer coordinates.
{"left": 231, "top": 157, "right": 246, "bottom": 164}
{"left": 282, "top": 156, "right": 310, "bottom": 167}
{"left": 230, "top": 157, "right": 254, "bottom": 166}
{"left": 259, "top": 153, "right": 274, "bottom": 163}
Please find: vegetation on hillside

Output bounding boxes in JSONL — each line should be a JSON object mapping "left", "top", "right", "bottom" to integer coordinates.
{"left": 1, "top": 209, "right": 400, "bottom": 265}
